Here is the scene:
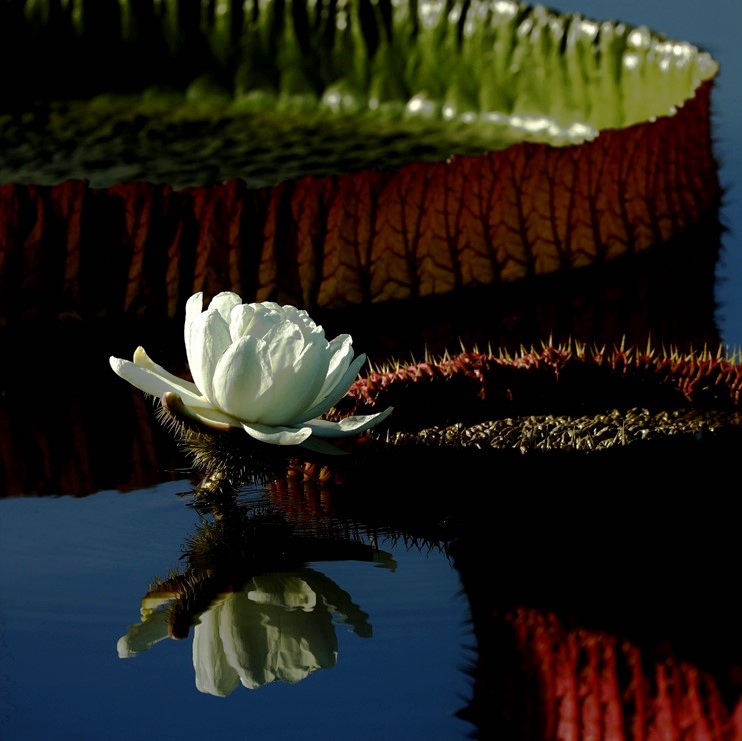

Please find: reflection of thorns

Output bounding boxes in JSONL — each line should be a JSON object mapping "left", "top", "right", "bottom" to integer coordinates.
{"left": 270, "top": 464, "right": 341, "bottom": 524}
{"left": 184, "top": 511, "right": 293, "bottom": 572}
{"left": 147, "top": 569, "right": 232, "bottom": 641}
{"left": 266, "top": 463, "right": 454, "bottom": 552}
{"left": 143, "top": 497, "right": 389, "bottom": 639}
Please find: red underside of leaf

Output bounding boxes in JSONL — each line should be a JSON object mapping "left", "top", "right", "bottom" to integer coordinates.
{"left": 0, "top": 82, "right": 719, "bottom": 324}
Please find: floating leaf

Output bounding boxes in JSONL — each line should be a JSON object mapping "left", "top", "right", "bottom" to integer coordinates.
{"left": 0, "top": 0, "right": 722, "bottom": 327}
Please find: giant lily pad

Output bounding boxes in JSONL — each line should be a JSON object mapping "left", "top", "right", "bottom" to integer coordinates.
{"left": 0, "top": 0, "right": 722, "bottom": 340}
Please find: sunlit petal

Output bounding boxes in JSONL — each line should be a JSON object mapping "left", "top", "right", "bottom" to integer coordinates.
{"left": 161, "top": 392, "right": 235, "bottom": 431}
{"left": 228, "top": 303, "right": 255, "bottom": 340}
{"left": 229, "top": 302, "right": 282, "bottom": 340}
{"left": 186, "top": 309, "right": 231, "bottom": 403}
{"left": 185, "top": 405, "right": 239, "bottom": 429}
{"left": 211, "top": 335, "right": 272, "bottom": 421}
{"left": 133, "top": 346, "right": 200, "bottom": 396}
{"left": 209, "top": 292, "right": 242, "bottom": 324}
{"left": 301, "top": 352, "right": 366, "bottom": 421}
{"left": 305, "top": 407, "right": 393, "bottom": 437}
{"left": 184, "top": 292, "right": 203, "bottom": 340}
{"left": 311, "top": 334, "right": 353, "bottom": 406}
{"left": 281, "top": 304, "right": 317, "bottom": 333}
{"left": 242, "top": 422, "right": 313, "bottom": 446}
{"left": 251, "top": 322, "right": 304, "bottom": 423}
{"left": 259, "top": 325, "right": 330, "bottom": 426}
{"left": 263, "top": 320, "right": 304, "bottom": 369}
{"left": 109, "top": 356, "right": 208, "bottom": 407}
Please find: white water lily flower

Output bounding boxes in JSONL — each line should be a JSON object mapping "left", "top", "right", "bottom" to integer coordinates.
{"left": 109, "top": 292, "right": 391, "bottom": 450}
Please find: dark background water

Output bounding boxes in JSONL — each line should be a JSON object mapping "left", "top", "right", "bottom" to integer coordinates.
{"left": 0, "top": 486, "right": 473, "bottom": 740}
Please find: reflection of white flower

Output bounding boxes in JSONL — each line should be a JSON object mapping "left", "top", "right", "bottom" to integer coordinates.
{"left": 109, "top": 292, "right": 391, "bottom": 449}
{"left": 118, "top": 567, "right": 377, "bottom": 696}
{"left": 116, "top": 596, "right": 172, "bottom": 658}
{"left": 193, "top": 574, "right": 342, "bottom": 696}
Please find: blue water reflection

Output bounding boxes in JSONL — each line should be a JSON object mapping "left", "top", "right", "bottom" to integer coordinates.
{"left": 0, "top": 484, "right": 473, "bottom": 740}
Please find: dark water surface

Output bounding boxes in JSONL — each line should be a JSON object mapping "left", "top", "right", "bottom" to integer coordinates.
{"left": 0, "top": 484, "right": 473, "bottom": 740}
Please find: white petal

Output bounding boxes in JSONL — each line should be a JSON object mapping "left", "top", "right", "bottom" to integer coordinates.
{"left": 253, "top": 301, "right": 282, "bottom": 312}
{"left": 282, "top": 304, "right": 317, "bottom": 332}
{"left": 311, "top": 334, "right": 353, "bottom": 406}
{"left": 133, "top": 346, "right": 200, "bottom": 396}
{"left": 211, "top": 335, "right": 273, "bottom": 421}
{"left": 259, "top": 325, "right": 330, "bottom": 426}
{"left": 229, "top": 304, "right": 255, "bottom": 341}
{"left": 185, "top": 405, "right": 239, "bottom": 429}
{"left": 305, "top": 407, "right": 393, "bottom": 438}
{"left": 221, "top": 592, "right": 273, "bottom": 689}
{"left": 110, "top": 356, "right": 209, "bottom": 407}
{"left": 262, "top": 320, "right": 304, "bottom": 369}
{"left": 209, "top": 292, "right": 243, "bottom": 324}
{"left": 184, "top": 292, "right": 204, "bottom": 341}
{"left": 252, "top": 322, "right": 304, "bottom": 423}
{"left": 248, "top": 574, "right": 317, "bottom": 610}
{"left": 161, "top": 392, "right": 237, "bottom": 431}
{"left": 186, "top": 309, "right": 232, "bottom": 403}
{"left": 241, "top": 422, "right": 313, "bottom": 446}
{"left": 229, "top": 302, "right": 282, "bottom": 341}
{"left": 300, "top": 353, "right": 366, "bottom": 421}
